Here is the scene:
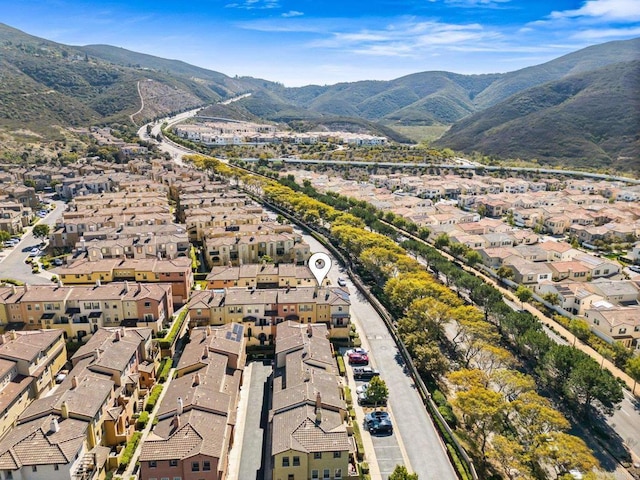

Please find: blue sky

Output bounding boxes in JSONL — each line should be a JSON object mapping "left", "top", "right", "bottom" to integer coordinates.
{"left": 3, "top": 0, "right": 640, "bottom": 86}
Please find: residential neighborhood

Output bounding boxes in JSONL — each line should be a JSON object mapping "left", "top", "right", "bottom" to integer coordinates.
{"left": 0, "top": 128, "right": 639, "bottom": 480}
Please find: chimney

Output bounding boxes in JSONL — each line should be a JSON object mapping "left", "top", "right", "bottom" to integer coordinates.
{"left": 71, "top": 376, "right": 78, "bottom": 389}
{"left": 49, "top": 417, "right": 60, "bottom": 434}
{"left": 124, "top": 280, "right": 129, "bottom": 293}
{"left": 95, "top": 279, "right": 101, "bottom": 287}
{"left": 61, "top": 401, "right": 69, "bottom": 419}
{"left": 0, "top": 334, "right": 4, "bottom": 345}
{"left": 307, "top": 323, "right": 313, "bottom": 338}
{"left": 177, "top": 397, "right": 184, "bottom": 415}
{"left": 24, "top": 283, "right": 29, "bottom": 292}
{"left": 202, "top": 346, "right": 209, "bottom": 359}
{"left": 315, "top": 391, "right": 322, "bottom": 410}
{"left": 193, "top": 373, "right": 201, "bottom": 387}
{"left": 11, "top": 285, "right": 16, "bottom": 295}
{"left": 115, "top": 331, "right": 121, "bottom": 342}
{"left": 121, "top": 327, "right": 126, "bottom": 338}
{"left": 206, "top": 325, "right": 211, "bottom": 337}
{"left": 10, "top": 330, "right": 17, "bottom": 341}
{"left": 95, "top": 349, "right": 101, "bottom": 360}
{"left": 172, "top": 414, "right": 181, "bottom": 431}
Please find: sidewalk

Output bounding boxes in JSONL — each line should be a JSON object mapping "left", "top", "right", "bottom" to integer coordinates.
{"left": 121, "top": 367, "right": 176, "bottom": 479}
{"left": 227, "top": 362, "right": 253, "bottom": 480}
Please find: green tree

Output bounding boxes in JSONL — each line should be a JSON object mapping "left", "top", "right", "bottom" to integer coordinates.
{"left": 515, "top": 286, "right": 532, "bottom": 309}
{"left": 366, "top": 375, "right": 389, "bottom": 409}
{"left": 434, "top": 233, "right": 450, "bottom": 249}
{"left": 565, "top": 358, "right": 623, "bottom": 415}
{"left": 465, "top": 249, "right": 482, "bottom": 267}
{"left": 0, "top": 231, "right": 10, "bottom": 244}
{"left": 568, "top": 319, "right": 591, "bottom": 342}
{"left": 32, "top": 223, "right": 50, "bottom": 240}
{"left": 389, "top": 465, "right": 419, "bottom": 480}
{"left": 496, "top": 265, "right": 514, "bottom": 282}
{"left": 627, "top": 355, "right": 640, "bottom": 393}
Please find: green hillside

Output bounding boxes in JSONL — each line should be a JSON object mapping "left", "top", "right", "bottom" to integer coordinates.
{"left": 434, "top": 61, "right": 640, "bottom": 172}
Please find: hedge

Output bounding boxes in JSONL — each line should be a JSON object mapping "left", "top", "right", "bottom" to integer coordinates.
{"left": 344, "top": 386, "right": 353, "bottom": 406}
{"left": 119, "top": 432, "right": 142, "bottom": 468}
{"left": 158, "top": 358, "right": 172, "bottom": 383}
{"left": 352, "top": 422, "right": 365, "bottom": 461}
{"left": 145, "top": 385, "right": 164, "bottom": 412}
{"left": 158, "top": 309, "right": 188, "bottom": 349}
{"left": 136, "top": 411, "right": 149, "bottom": 429}
{"left": 336, "top": 355, "right": 346, "bottom": 377}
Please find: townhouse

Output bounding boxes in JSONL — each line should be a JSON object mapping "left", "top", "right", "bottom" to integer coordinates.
{"left": 584, "top": 306, "right": 640, "bottom": 348}
{"left": 271, "top": 321, "right": 352, "bottom": 480}
{"left": 0, "top": 330, "right": 67, "bottom": 438}
{"left": 139, "top": 323, "right": 246, "bottom": 480}
{"left": 206, "top": 263, "right": 326, "bottom": 290}
{"left": 53, "top": 257, "right": 193, "bottom": 306}
{"left": 0, "top": 282, "right": 174, "bottom": 338}
{"left": 187, "top": 286, "right": 351, "bottom": 343}
{"left": 0, "top": 326, "right": 158, "bottom": 480}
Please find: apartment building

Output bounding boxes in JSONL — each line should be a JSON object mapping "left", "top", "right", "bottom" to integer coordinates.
{"left": 138, "top": 323, "right": 246, "bottom": 480}
{"left": 204, "top": 229, "right": 310, "bottom": 268}
{"left": 0, "top": 330, "right": 67, "bottom": 438}
{"left": 0, "top": 326, "right": 157, "bottom": 480}
{"left": 0, "top": 282, "right": 173, "bottom": 338}
{"left": 271, "top": 321, "right": 352, "bottom": 480}
{"left": 53, "top": 257, "right": 193, "bottom": 305}
{"left": 187, "top": 287, "right": 351, "bottom": 343}
{"left": 206, "top": 263, "right": 325, "bottom": 289}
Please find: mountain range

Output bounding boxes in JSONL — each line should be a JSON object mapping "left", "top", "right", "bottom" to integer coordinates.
{"left": 0, "top": 22, "right": 638, "bottom": 171}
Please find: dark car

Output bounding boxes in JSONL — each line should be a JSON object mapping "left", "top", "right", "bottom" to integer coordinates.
{"left": 365, "top": 410, "right": 393, "bottom": 434}
{"left": 357, "top": 391, "right": 387, "bottom": 407}
{"left": 353, "top": 366, "right": 380, "bottom": 380}
{"left": 348, "top": 352, "right": 369, "bottom": 365}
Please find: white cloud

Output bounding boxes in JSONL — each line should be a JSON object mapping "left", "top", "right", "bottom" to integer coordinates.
{"left": 225, "top": 0, "right": 280, "bottom": 10}
{"left": 571, "top": 25, "right": 640, "bottom": 39}
{"left": 444, "top": 0, "right": 511, "bottom": 6}
{"left": 549, "top": 0, "right": 640, "bottom": 22}
{"left": 282, "top": 10, "right": 303, "bottom": 17}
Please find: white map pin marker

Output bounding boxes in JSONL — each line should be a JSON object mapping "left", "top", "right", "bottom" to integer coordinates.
{"left": 308, "top": 252, "right": 332, "bottom": 287}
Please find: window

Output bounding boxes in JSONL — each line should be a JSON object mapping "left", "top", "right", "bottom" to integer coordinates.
{"left": 282, "top": 456, "right": 290, "bottom": 467}
{"left": 169, "top": 459, "right": 178, "bottom": 467}
{"left": 323, "top": 469, "right": 330, "bottom": 479}
{"left": 173, "top": 477, "right": 182, "bottom": 480}
{"left": 288, "top": 476, "right": 294, "bottom": 480}
{"left": 54, "top": 465, "right": 59, "bottom": 471}
{"left": 145, "top": 302, "right": 151, "bottom": 308}
{"left": 335, "top": 468, "right": 342, "bottom": 479}
{"left": 314, "top": 452, "right": 322, "bottom": 459}
{"left": 333, "top": 451, "right": 341, "bottom": 458}
{"left": 192, "top": 461, "right": 200, "bottom": 472}
{"left": 32, "top": 466, "right": 38, "bottom": 472}
{"left": 203, "top": 461, "right": 211, "bottom": 471}
{"left": 293, "top": 456, "right": 300, "bottom": 466}
{"left": 149, "top": 461, "right": 157, "bottom": 468}
{"left": 311, "top": 471, "right": 319, "bottom": 480}
{"left": 6, "top": 472, "right": 13, "bottom": 480}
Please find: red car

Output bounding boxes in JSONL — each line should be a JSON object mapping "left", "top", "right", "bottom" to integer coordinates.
{"left": 348, "top": 352, "right": 369, "bottom": 365}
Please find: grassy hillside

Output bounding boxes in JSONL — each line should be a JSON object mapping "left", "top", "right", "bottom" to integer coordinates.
{"left": 435, "top": 61, "right": 640, "bottom": 172}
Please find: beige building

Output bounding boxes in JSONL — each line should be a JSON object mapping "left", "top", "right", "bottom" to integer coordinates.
{"left": 271, "top": 322, "right": 352, "bottom": 480}
{"left": 139, "top": 323, "right": 246, "bottom": 480}
{"left": 584, "top": 306, "right": 640, "bottom": 348}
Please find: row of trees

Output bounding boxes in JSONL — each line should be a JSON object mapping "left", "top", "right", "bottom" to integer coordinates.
{"left": 196, "top": 158, "right": 624, "bottom": 479}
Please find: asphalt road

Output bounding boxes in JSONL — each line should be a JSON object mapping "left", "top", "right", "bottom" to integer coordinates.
{"left": 303, "top": 233, "right": 457, "bottom": 480}
{"left": 0, "top": 200, "right": 65, "bottom": 284}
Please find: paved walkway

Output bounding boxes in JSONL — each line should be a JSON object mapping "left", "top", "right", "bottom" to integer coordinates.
{"left": 121, "top": 368, "right": 176, "bottom": 479}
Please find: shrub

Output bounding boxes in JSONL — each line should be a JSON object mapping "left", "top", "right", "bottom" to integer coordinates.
{"left": 336, "top": 355, "right": 346, "bottom": 377}
{"left": 158, "top": 358, "right": 172, "bottom": 383}
{"left": 352, "top": 422, "right": 365, "bottom": 461}
{"left": 145, "top": 385, "right": 164, "bottom": 412}
{"left": 136, "top": 411, "right": 149, "bottom": 429}
{"left": 158, "top": 309, "right": 188, "bottom": 349}
{"left": 438, "top": 405, "right": 458, "bottom": 428}
{"left": 119, "top": 432, "right": 142, "bottom": 468}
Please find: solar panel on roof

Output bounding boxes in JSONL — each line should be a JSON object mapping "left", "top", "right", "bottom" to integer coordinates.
{"left": 225, "top": 331, "right": 233, "bottom": 340}
{"left": 233, "top": 324, "right": 242, "bottom": 334}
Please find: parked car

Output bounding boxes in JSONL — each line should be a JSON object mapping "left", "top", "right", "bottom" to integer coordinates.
{"left": 365, "top": 410, "right": 393, "bottom": 434}
{"left": 628, "top": 265, "right": 640, "bottom": 274}
{"left": 337, "top": 277, "right": 347, "bottom": 287}
{"left": 353, "top": 366, "right": 380, "bottom": 380}
{"left": 348, "top": 352, "right": 369, "bottom": 365}
{"left": 345, "top": 347, "right": 367, "bottom": 357}
{"left": 355, "top": 383, "right": 369, "bottom": 395}
{"left": 52, "top": 258, "right": 64, "bottom": 266}
{"left": 358, "top": 391, "right": 388, "bottom": 407}
{"left": 28, "top": 247, "right": 40, "bottom": 257}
